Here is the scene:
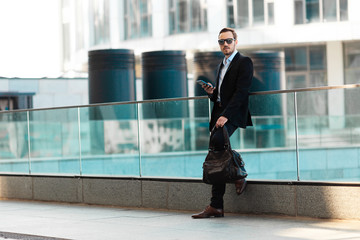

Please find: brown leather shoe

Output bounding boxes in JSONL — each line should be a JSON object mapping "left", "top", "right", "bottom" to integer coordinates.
{"left": 191, "top": 205, "right": 224, "bottom": 219}
{"left": 235, "top": 178, "right": 247, "bottom": 195}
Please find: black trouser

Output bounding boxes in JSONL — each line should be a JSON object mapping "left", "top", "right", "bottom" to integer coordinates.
{"left": 209, "top": 105, "right": 238, "bottom": 209}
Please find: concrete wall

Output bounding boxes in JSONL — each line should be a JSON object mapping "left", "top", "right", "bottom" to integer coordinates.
{"left": 1, "top": 175, "right": 359, "bottom": 220}
{"left": 0, "top": 78, "right": 88, "bottom": 109}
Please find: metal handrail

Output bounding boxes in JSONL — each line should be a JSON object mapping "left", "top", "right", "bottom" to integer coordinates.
{"left": 0, "top": 83, "right": 359, "bottom": 114}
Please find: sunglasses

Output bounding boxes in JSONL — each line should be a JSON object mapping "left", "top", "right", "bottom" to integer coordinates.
{"left": 218, "top": 38, "right": 235, "bottom": 45}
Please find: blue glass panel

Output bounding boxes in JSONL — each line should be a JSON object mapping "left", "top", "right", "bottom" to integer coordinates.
{"left": 28, "top": 108, "right": 80, "bottom": 175}
{"left": 0, "top": 111, "right": 29, "bottom": 173}
{"left": 80, "top": 104, "right": 140, "bottom": 176}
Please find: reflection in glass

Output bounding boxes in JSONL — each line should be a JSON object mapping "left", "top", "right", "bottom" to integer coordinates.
{"left": 169, "top": 0, "right": 207, "bottom": 34}
{"left": 309, "top": 46, "right": 326, "bottom": 70}
{"left": 344, "top": 42, "right": 360, "bottom": 85}
{"left": 124, "top": 0, "right": 152, "bottom": 39}
{"left": 253, "top": 0, "right": 264, "bottom": 24}
{"left": 29, "top": 108, "right": 80, "bottom": 174}
{"left": 90, "top": 0, "right": 110, "bottom": 46}
{"left": 238, "top": 0, "right": 249, "bottom": 27}
{"left": 80, "top": 104, "right": 140, "bottom": 176}
{"left": 0, "top": 111, "right": 29, "bottom": 173}
{"left": 306, "top": 0, "right": 319, "bottom": 23}
{"left": 246, "top": 93, "right": 297, "bottom": 180}
{"left": 191, "top": 0, "right": 201, "bottom": 30}
{"left": 227, "top": 2, "right": 235, "bottom": 28}
{"left": 285, "top": 47, "right": 307, "bottom": 71}
{"left": 287, "top": 75, "right": 306, "bottom": 89}
{"left": 345, "top": 87, "right": 360, "bottom": 116}
{"left": 297, "top": 88, "right": 360, "bottom": 181}
{"left": 323, "top": 0, "right": 337, "bottom": 22}
{"left": 139, "top": 99, "right": 209, "bottom": 178}
{"left": 340, "top": 0, "right": 348, "bottom": 21}
{"left": 294, "top": 0, "right": 304, "bottom": 24}
{"left": 267, "top": 2, "right": 274, "bottom": 25}
{"left": 309, "top": 72, "right": 326, "bottom": 87}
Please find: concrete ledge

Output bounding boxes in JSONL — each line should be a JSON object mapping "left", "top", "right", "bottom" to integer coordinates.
{"left": 82, "top": 178, "right": 142, "bottom": 207}
{"left": 0, "top": 175, "right": 32, "bottom": 199}
{"left": 33, "top": 177, "right": 83, "bottom": 203}
{"left": 0, "top": 175, "right": 359, "bottom": 220}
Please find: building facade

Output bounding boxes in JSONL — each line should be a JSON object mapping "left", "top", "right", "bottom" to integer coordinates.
{"left": 62, "top": 0, "right": 360, "bottom": 91}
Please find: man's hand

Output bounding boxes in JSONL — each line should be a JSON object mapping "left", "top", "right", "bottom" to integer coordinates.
{"left": 202, "top": 83, "right": 215, "bottom": 95}
{"left": 216, "top": 116, "right": 228, "bottom": 128}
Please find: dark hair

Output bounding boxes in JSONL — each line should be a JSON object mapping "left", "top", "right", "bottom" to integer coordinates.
{"left": 218, "top": 27, "right": 237, "bottom": 40}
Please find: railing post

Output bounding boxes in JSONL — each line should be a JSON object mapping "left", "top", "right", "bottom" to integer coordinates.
{"left": 77, "top": 107, "right": 82, "bottom": 176}
{"left": 26, "top": 111, "right": 31, "bottom": 174}
{"left": 136, "top": 103, "right": 142, "bottom": 177}
{"left": 294, "top": 92, "right": 300, "bottom": 181}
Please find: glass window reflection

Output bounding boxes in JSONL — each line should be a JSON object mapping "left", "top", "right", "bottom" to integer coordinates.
{"left": 323, "top": 0, "right": 337, "bottom": 22}
{"left": 169, "top": 0, "right": 207, "bottom": 34}
{"left": 124, "top": 0, "right": 152, "bottom": 40}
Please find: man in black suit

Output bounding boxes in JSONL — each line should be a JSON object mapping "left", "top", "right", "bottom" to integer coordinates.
{"left": 192, "top": 27, "right": 253, "bottom": 219}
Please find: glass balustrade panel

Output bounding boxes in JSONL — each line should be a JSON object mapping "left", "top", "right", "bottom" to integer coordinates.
{"left": 138, "top": 98, "right": 209, "bottom": 178}
{"left": 28, "top": 108, "right": 80, "bottom": 175}
{"left": 242, "top": 92, "right": 298, "bottom": 180}
{"left": 0, "top": 111, "right": 29, "bottom": 173}
{"left": 79, "top": 103, "right": 140, "bottom": 176}
{"left": 296, "top": 87, "right": 360, "bottom": 181}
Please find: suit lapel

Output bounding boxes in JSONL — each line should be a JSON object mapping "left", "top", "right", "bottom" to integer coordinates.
{"left": 215, "top": 52, "right": 240, "bottom": 97}
{"left": 224, "top": 52, "right": 240, "bottom": 76}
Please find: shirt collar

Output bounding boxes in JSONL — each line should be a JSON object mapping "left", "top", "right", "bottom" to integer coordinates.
{"left": 223, "top": 50, "right": 238, "bottom": 65}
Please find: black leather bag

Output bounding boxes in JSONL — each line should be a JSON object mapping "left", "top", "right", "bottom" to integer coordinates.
{"left": 202, "top": 126, "right": 247, "bottom": 184}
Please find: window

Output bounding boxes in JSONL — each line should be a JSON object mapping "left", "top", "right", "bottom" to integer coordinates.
{"left": 323, "top": 0, "right": 336, "bottom": 22}
{"left": 344, "top": 42, "right": 360, "bottom": 84}
{"left": 267, "top": 2, "right": 274, "bottom": 24}
{"left": 285, "top": 46, "right": 328, "bottom": 118}
{"left": 294, "top": 0, "right": 348, "bottom": 24}
{"left": 285, "top": 46, "right": 327, "bottom": 88}
{"left": 344, "top": 42, "right": 360, "bottom": 117}
{"left": 253, "top": 0, "right": 264, "bottom": 24}
{"left": 169, "top": 0, "right": 207, "bottom": 34}
{"left": 90, "top": 0, "right": 110, "bottom": 46}
{"left": 306, "top": 0, "right": 320, "bottom": 23}
{"left": 339, "top": 0, "right": 348, "bottom": 21}
{"left": 124, "top": 0, "right": 152, "bottom": 40}
{"left": 227, "top": 0, "right": 274, "bottom": 28}
{"left": 294, "top": 0, "right": 304, "bottom": 24}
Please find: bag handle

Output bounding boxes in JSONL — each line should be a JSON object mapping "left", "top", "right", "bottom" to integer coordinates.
{"left": 209, "top": 125, "right": 232, "bottom": 150}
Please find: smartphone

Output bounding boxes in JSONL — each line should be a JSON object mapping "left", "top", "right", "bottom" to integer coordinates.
{"left": 197, "top": 80, "right": 213, "bottom": 88}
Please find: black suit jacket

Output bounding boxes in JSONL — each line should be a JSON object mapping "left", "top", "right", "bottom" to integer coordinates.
{"left": 209, "top": 52, "right": 253, "bottom": 130}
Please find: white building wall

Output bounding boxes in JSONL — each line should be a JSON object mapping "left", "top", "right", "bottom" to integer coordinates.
{"left": 0, "top": 78, "right": 88, "bottom": 109}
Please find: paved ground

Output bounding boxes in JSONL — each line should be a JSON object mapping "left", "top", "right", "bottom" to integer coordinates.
{"left": 0, "top": 200, "right": 360, "bottom": 240}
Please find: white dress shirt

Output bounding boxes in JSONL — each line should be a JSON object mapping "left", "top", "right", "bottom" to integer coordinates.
{"left": 217, "top": 50, "right": 238, "bottom": 102}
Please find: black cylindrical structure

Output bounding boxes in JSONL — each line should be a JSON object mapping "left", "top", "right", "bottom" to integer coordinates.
{"left": 247, "top": 51, "right": 286, "bottom": 148}
{"left": 193, "top": 51, "right": 224, "bottom": 96}
{"left": 88, "top": 49, "right": 136, "bottom": 104}
{"left": 88, "top": 49, "right": 136, "bottom": 154}
{"left": 142, "top": 50, "right": 188, "bottom": 100}
{"left": 141, "top": 51, "right": 188, "bottom": 119}
{"left": 248, "top": 51, "right": 285, "bottom": 116}
{"left": 248, "top": 51, "right": 284, "bottom": 92}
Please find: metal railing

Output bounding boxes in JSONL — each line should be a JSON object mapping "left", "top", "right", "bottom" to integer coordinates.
{"left": 0, "top": 84, "right": 360, "bottom": 182}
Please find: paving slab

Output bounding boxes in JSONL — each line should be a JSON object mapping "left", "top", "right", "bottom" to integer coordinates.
{"left": 0, "top": 200, "right": 359, "bottom": 240}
